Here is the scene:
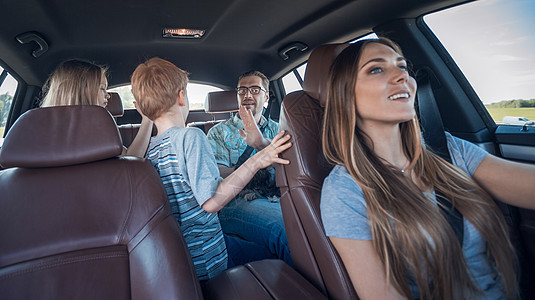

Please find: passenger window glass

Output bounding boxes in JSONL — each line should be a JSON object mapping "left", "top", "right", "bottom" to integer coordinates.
{"left": 109, "top": 83, "right": 223, "bottom": 111}
{"left": 282, "top": 68, "right": 303, "bottom": 95}
{"left": 425, "top": 0, "right": 535, "bottom": 126}
{"left": 296, "top": 64, "right": 307, "bottom": 81}
{"left": 0, "top": 67, "right": 19, "bottom": 138}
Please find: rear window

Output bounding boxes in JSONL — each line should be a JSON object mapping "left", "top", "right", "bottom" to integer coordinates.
{"left": 424, "top": 0, "right": 535, "bottom": 125}
{"left": 109, "top": 83, "right": 223, "bottom": 110}
{"left": 0, "top": 66, "right": 19, "bottom": 138}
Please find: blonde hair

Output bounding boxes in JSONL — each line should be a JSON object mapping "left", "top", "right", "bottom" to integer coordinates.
{"left": 322, "top": 38, "right": 517, "bottom": 299}
{"left": 41, "top": 59, "right": 107, "bottom": 107}
{"left": 131, "top": 57, "right": 189, "bottom": 120}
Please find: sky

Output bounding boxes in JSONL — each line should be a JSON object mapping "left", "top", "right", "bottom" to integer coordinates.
{"left": 424, "top": 0, "right": 535, "bottom": 104}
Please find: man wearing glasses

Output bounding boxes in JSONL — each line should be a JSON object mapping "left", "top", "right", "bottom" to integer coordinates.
{"left": 207, "top": 70, "right": 292, "bottom": 267}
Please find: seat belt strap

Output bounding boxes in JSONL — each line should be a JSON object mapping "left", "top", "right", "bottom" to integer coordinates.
{"left": 417, "top": 71, "right": 451, "bottom": 163}
{"left": 417, "top": 69, "right": 464, "bottom": 246}
{"left": 263, "top": 94, "right": 273, "bottom": 120}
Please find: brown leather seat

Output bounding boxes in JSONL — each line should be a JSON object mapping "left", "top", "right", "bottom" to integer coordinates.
{"left": 276, "top": 44, "right": 359, "bottom": 299}
{"left": 0, "top": 105, "right": 203, "bottom": 299}
{"left": 107, "top": 92, "right": 124, "bottom": 117}
{"left": 0, "top": 105, "right": 326, "bottom": 300}
{"left": 187, "top": 90, "right": 238, "bottom": 134}
{"left": 106, "top": 92, "right": 154, "bottom": 148}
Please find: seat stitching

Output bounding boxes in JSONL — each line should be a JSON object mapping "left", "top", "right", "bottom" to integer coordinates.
{"left": 0, "top": 251, "right": 127, "bottom": 280}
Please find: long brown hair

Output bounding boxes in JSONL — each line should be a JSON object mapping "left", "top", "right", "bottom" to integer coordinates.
{"left": 322, "top": 38, "right": 517, "bottom": 299}
{"left": 41, "top": 59, "right": 106, "bottom": 107}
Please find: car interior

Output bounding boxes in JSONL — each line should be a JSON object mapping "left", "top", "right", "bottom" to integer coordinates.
{"left": 0, "top": 105, "right": 325, "bottom": 299}
{"left": 1, "top": 0, "right": 534, "bottom": 299}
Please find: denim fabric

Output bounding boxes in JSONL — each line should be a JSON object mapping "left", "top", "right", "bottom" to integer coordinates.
{"left": 223, "top": 234, "right": 275, "bottom": 267}
{"left": 219, "top": 196, "right": 293, "bottom": 267}
{"left": 207, "top": 115, "right": 292, "bottom": 266}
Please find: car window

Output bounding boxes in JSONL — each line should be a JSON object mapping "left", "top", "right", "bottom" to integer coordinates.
{"left": 0, "top": 66, "right": 18, "bottom": 138}
{"left": 281, "top": 63, "right": 306, "bottom": 95}
{"left": 109, "top": 83, "right": 223, "bottom": 111}
{"left": 424, "top": 0, "right": 535, "bottom": 126}
{"left": 187, "top": 83, "right": 223, "bottom": 110}
{"left": 281, "top": 32, "right": 378, "bottom": 95}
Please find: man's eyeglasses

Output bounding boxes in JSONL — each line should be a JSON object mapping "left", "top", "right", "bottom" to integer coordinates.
{"left": 236, "top": 86, "right": 266, "bottom": 95}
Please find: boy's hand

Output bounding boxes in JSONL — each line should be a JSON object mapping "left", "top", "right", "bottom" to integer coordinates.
{"left": 238, "top": 105, "right": 270, "bottom": 150}
{"left": 252, "top": 130, "right": 292, "bottom": 170}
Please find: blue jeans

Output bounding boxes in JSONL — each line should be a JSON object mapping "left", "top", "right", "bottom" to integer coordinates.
{"left": 223, "top": 234, "right": 273, "bottom": 268}
{"left": 219, "top": 196, "right": 293, "bottom": 267}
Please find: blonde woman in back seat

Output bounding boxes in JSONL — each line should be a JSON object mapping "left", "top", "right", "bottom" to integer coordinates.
{"left": 40, "top": 59, "right": 153, "bottom": 158}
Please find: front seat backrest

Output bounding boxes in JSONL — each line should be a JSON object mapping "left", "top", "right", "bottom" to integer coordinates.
{"left": 0, "top": 106, "right": 202, "bottom": 299}
{"left": 187, "top": 90, "right": 239, "bottom": 134}
{"left": 107, "top": 92, "right": 124, "bottom": 117}
{"left": 276, "top": 44, "right": 358, "bottom": 300}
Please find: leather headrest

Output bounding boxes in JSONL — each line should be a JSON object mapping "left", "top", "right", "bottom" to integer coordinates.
{"left": 0, "top": 105, "right": 123, "bottom": 168}
{"left": 302, "top": 43, "right": 349, "bottom": 107}
{"left": 205, "top": 90, "right": 239, "bottom": 113}
{"left": 106, "top": 92, "right": 124, "bottom": 117}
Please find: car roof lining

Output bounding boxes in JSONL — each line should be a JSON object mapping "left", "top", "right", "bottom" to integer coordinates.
{"left": 1, "top": 0, "right": 467, "bottom": 88}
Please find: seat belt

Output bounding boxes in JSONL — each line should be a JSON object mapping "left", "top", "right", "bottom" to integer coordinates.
{"left": 416, "top": 69, "right": 464, "bottom": 246}
{"left": 263, "top": 92, "right": 274, "bottom": 120}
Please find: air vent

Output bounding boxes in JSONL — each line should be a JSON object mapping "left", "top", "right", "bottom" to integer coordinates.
{"left": 163, "top": 28, "right": 205, "bottom": 39}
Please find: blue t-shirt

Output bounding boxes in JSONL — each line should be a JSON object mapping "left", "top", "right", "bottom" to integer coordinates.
{"left": 147, "top": 126, "right": 227, "bottom": 281}
{"left": 321, "top": 133, "right": 504, "bottom": 299}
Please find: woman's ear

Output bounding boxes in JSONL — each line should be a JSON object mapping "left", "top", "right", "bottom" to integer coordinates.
{"left": 177, "top": 90, "right": 186, "bottom": 106}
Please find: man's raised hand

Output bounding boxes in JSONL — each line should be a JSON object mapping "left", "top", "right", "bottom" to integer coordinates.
{"left": 238, "top": 105, "right": 270, "bottom": 149}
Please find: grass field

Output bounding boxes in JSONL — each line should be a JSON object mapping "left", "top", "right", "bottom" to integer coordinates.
{"left": 485, "top": 107, "right": 535, "bottom": 124}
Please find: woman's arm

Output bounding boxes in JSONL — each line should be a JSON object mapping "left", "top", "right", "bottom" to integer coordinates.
{"left": 124, "top": 100, "right": 154, "bottom": 158}
{"left": 473, "top": 154, "right": 535, "bottom": 209}
{"left": 201, "top": 131, "right": 291, "bottom": 213}
{"left": 124, "top": 116, "right": 153, "bottom": 157}
{"left": 330, "top": 237, "right": 406, "bottom": 300}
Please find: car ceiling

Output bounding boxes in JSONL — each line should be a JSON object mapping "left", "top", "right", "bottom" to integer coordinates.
{"left": 1, "top": 0, "right": 465, "bottom": 89}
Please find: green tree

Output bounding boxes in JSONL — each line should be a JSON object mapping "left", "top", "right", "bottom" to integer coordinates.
{"left": 486, "top": 99, "right": 535, "bottom": 109}
{"left": 0, "top": 92, "right": 13, "bottom": 125}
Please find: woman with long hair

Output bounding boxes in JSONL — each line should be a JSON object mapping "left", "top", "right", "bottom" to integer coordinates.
{"left": 321, "top": 38, "right": 535, "bottom": 299}
{"left": 41, "top": 59, "right": 153, "bottom": 157}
